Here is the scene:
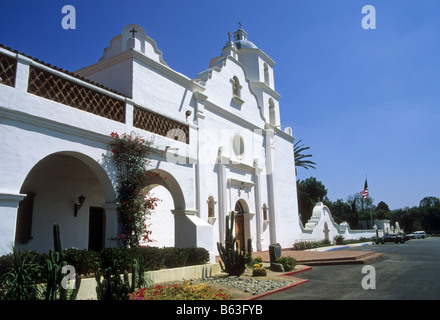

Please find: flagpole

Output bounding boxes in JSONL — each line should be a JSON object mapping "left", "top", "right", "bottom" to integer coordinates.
{"left": 367, "top": 175, "right": 373, "bottom": 229}
{"left": 360, "top": 175, "right": 372, "bottom": 229}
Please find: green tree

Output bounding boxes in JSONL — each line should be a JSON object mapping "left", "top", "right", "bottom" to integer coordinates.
{"left": 376, "top": 201, "right": 390, "bottom": 212}
{"left": 326, "top": 199, "right": 357, "bottom": 226}
{"left": 419, "top": 196, "right": 440, "bottom": 208}
{"left": 375, "top": 201, "right": 390, "bottom": 220}
{"left": 297, "top": 177, "right": 327, "bottom": 225}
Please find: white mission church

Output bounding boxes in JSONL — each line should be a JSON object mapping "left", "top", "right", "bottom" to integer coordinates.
{"left": 0, "top": 24, "right": 375, "bottom": 261}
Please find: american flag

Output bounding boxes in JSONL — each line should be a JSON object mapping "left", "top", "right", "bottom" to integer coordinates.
{"left": 360, "top": 179, "right": 369, "bottom": 201}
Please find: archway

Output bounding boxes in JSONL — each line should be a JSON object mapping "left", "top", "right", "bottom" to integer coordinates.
{"left": 268, "top": 98, "right": 276, "bottom": 126}
{"left": 16, "top": 151, "right": 115, "bottom": 252}
{"left": 234, "top": 201, "right": 245, "bottom": 251}
{"left": 140, "top": 169, "right": 186, "bottom": 247}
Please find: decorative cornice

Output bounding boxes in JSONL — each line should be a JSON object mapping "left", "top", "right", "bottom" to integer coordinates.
{"left": 0, "top": 193, "right": 26, "bottom": 203}
{"left": 227, "top": 178, "right": 254, "bottom": 189}
{"left": 204, "top": 100, "right": 261, "bottom": 131}
{"left": 250, "top": 82, "right": 281, "bottom": 100}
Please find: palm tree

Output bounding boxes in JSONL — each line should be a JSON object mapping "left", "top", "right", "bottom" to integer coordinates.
{"left": 294, "top": 139, "right": 316, "bottom": 173}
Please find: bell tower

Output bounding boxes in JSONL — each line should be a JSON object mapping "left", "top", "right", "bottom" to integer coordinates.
{"left": 231, "top": 23, "right": 280, "bottom": 127}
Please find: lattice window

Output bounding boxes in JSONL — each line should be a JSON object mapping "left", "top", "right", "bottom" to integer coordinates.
{"left": 133, "top": 106, "right": 189, "bottom": 144}
{"left": 27, "top": 66, "right": 125, "bottom": 123}
{"left": 0, "top": 53, "right": 17, "bottom": 87}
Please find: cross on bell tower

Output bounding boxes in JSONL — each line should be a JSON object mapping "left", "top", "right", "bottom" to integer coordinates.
{"left": 234, "top": 23, "right": 248, "bottom": 42}
{"left": 129, "top": 28, "right": 137, "bottom": 38}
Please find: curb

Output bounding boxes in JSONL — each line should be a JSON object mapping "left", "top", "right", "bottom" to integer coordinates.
{"left": 245, "top": 266, "right": 312, "bottom": 300}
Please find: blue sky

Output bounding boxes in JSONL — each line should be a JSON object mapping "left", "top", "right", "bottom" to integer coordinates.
{"left": 1, "top": 0, "right": 439, "bottom": 209}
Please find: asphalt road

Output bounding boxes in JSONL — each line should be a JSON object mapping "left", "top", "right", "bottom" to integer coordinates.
{"left": 260, "top": 237, "right": 440, "bottom": 300}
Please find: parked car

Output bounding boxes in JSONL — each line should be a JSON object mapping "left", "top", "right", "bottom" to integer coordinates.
{"left": 411, "top": 231, "right": 427, "bottom": 239}
{"left": 374, "top": 234, "right": 406, "bottom": 244}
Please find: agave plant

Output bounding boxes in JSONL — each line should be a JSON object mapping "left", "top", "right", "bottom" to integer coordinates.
{"left": 0, "top": 247, "right": 42, "bottom": 300}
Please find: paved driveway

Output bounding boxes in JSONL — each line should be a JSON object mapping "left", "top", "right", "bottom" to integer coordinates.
{"left": 260, "top": 237, "right": 440, "bottom": 300}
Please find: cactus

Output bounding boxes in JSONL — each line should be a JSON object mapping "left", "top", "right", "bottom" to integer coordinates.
{"left": 216, "top": 212, "right": 246, "bottom": 276}
{"left": 45, "top": 224, "right": 81, "bottom": 300}
{"left": 247, "top": 238, "right": 252, "bottom": 257}
{"left": 95, "top": 259, "right": 137, "bottom": 300}
{"left": 53, "top": 223, "right": 62, "bottom": 256}
{"left": 252, "top": 267, "right": 267, "bottom": 277}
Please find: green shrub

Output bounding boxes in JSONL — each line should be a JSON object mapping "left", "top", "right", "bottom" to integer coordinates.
{"left": 185, "top": 247, "right": 210, "bottom": 266}
{"left": 292, "top": 241, "right": 318, "bottom": 251}
{"left": 99, "top": 247, "right": 136, "bottom": 273}
{"left": 334, "top": 235, "right": 345, "bottom": 245}
{"left": 276, "top": 256, "right": 297, "bottom": 272}
{"left": 63, "top": 249, "right": 100, "bottom": 275}
{"left": 133, "top": 246, "right": 165, "bottom": 271}
{"left": 0, "top": 245, "right": 209, "bottom": 282}
{"left": 162, "top": 247, "right": 189, "bottom": 268}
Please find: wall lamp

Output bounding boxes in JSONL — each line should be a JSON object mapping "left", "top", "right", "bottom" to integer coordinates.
{"left": 74, "top": 194, "right": 86, "bottom": 217}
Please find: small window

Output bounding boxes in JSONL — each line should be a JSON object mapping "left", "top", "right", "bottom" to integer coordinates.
{"left": 207, "top": 196, "right": 216, "bottom": 218}
{"left": 268, "top": 98, "right": 276, "bottom": 126}
{"left": 262, "top": 203, "right": 268, "bottom": 221}
{"left": 232, "top": 76, "right": 241, "bottom": 98}
{"left": 232, "top": 134, "right": 245, "bottom": 160}
{"left": 264, "top": 63, "right": 270, "bottom": 86}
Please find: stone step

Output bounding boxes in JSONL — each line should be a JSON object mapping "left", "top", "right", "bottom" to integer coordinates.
{"left": 252, "top": 247, "right": 385, "bottom": 266}
{"left": 296, "top": 252, "right": 384, "bottom": 266}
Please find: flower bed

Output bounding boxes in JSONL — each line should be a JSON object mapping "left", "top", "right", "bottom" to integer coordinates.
{"left": 129, "top": 282, "right": 231, "bottom": 300}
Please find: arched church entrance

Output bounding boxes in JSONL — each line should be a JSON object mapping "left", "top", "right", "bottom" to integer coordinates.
{"left": 234, "top": 199, "right": 250, "bottom": 252}
{"left": 234, "top": 201, "right": 245, "bottom": 251}
{"left": 15, "top": 152, "right": 116, "bottom": 253}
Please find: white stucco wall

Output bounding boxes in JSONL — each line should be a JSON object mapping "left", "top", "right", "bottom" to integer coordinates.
{"left": 300, "top": 202, "right": 377, "bottom": 243}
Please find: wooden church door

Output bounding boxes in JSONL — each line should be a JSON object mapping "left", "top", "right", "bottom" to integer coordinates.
{"left": 89, "top": 207, "right": 105, "bottom": 251}
{"left": 234, "top": 201, "right": 245, "bottom": 252}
